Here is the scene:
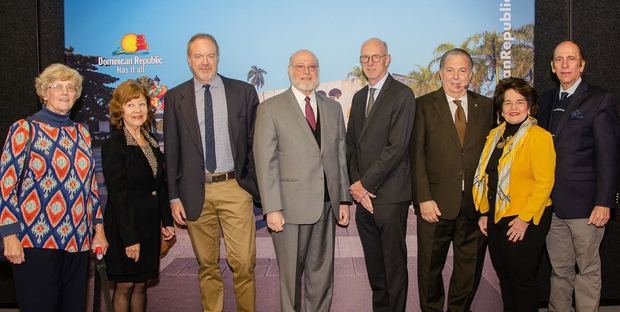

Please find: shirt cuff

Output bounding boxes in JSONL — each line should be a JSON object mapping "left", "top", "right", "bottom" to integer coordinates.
{"left": 0, "top": 223, "right": 22, "bottom": 238}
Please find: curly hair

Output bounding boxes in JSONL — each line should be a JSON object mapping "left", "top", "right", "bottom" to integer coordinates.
{"left": 108, "top": 80, "right": 154, "bottom": 131}
{"left": 34, "top": 63, "right": 83, "bottom": 103}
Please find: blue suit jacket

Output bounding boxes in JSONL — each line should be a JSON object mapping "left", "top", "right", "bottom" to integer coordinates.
{"left": 538, "top": 80, "right": 619, "bottom": 218}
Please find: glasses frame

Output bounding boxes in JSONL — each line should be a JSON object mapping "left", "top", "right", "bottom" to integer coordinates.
{"left": 360, "top": 54, "right": 387, "bottom": 64}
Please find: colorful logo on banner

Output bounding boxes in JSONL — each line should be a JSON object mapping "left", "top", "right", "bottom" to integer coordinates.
{"left": 114, "top": 33, "right": 149, "bottom": 55}
{"left": 97, "top": 33, "right": 164, "bottom": 74}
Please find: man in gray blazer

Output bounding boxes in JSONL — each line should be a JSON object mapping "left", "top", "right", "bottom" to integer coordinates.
{"left": 164, "top": 33, "right": 260, "bottom": 312}
{"left": 254, "top": 49, "right": 351, "bottom": 312}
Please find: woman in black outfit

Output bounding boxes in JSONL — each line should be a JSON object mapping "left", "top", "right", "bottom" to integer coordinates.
{"left": 102, "top": 80, "right": 175, "bottom": 312}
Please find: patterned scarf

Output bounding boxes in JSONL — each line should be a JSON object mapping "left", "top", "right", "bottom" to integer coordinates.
{"left": 472, "top": 116, "right": 537, "bottom": 222}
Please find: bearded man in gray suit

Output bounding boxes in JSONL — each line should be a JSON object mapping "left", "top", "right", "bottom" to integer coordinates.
{"left": 254, "top": 49, "right": 351, "bottom": 312}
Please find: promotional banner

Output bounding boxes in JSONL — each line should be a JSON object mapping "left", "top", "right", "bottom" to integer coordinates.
{"left": 65, "top": 0, "right": 534, "bottom": 146}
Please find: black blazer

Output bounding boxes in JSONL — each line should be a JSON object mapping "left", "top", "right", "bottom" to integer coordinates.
{"left": 538, "top": 80, "right": 619, "bottom": 218}
{"left": 411, "top": 88, "right": 494, "bottom": 220}
{"left": 346, "top": 74, "right": 416, "bottom": 205}
{"left": 101, "top": 130, "right": 172, "bottom": 248}
{"left": 163, "top": 75, "right": 260, "bottom": 221}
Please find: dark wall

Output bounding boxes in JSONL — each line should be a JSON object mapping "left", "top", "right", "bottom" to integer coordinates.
{"left": 0, "top": 0, "right": 64, "bottom": 146}
{"left": 0, "top": 1, "right": 63, "bottom": 306}
{"left": 535, "top": 0, "right": 620, "bottom": 303}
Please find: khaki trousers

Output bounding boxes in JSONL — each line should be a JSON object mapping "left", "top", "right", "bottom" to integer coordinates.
{"left": 546, "top": 213, "right": 605, "bottom": 312}
{"left": 186, "top": 179, "right": 256, "bottom": 312}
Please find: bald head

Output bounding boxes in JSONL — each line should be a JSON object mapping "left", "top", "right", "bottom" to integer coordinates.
{"left": 360, "top": 37, "right": 391, "bottom": 86}
{"left": 288, "top": 49, "right": 320, "bottom": 96}
{"left": 551, "top": 40, "right": 585, "bottom": 90}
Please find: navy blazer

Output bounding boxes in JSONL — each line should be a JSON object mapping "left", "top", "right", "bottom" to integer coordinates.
{"left": 538, "top": 80, "right": 619, "bottom": 218}
{"left": 163, "top": 75, "right": 260, "bottom": 221}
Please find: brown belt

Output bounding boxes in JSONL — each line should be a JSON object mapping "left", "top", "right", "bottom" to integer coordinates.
{"left": 205, "top": 171, "right": 235, "bottom": 183}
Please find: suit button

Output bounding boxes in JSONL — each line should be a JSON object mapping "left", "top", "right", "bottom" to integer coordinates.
{"left": 152, "top": 191, "right": 157, "bottom": 196}
{"left": 200, "top": 182, "right": 205, "bottom": 186}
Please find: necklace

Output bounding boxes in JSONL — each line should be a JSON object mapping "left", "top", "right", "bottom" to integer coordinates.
{"left": 496, "top": 133, "right": 512, "bottom": 149}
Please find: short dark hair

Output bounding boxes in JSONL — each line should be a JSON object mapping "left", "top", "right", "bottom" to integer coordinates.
{"left": 439, "top": 48, "right": 473, "bottom": 70}
{"left": 187, "top": 33, "right": 219, "bottom": 57}
{"left": 493, "top": 77, "right": 538, "bottom": 121}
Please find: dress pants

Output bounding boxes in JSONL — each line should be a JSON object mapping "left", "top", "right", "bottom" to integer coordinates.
{"left": 417, "top": 201, "right": 486, "bottom": 312}
{"left": 546, "top": 213, "right": 605, "bottom": 312}
{"left": 271, "top": 202, "right": 335, "bottom": 312}
{"left": 12, "top": 248, "right": 89, "bottom": 312}
{"left": 186, "top": 179, "right": 256, "bottom": 312}
{"left": 356, "top": 201, "right": 409, "bottom": 312}
{"left": 487, "top": 208, "right": 552, "bottom": 312}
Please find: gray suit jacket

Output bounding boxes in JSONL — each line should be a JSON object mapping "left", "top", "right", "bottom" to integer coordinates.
{"left": 254, "top": 89, "right": 351, "bottom": 224}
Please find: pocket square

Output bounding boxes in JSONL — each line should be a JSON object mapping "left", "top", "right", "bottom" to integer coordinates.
{"left": 569, "top": 110, "right": 584, "bottom": 119}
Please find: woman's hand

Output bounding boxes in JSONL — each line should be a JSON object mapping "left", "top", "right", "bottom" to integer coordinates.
{"left": 478, "top": 216, "right": 488, "bottom": 237}
{"left": 92, "top": 224, "right": 109, "bottom": 255}
{"left": 2, "top": 235, "right": 25, "bottom": 264}
{"left": 507, "top": 217, "right": 529, "bottom": 242}
{"left": 161, "top": 226, "right": 175, "bottom": 241}
{"left": 125, "top": 243, "right": 140, "bottom": 262}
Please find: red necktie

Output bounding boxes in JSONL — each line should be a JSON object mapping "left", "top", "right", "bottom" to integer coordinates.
{"left": 305, "top": 96, "right": 316, "bottom": 131}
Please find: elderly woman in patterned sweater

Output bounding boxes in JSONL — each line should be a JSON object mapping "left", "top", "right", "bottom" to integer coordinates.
{"left": 0, "top": 63, "right": 108, "bottom": 312}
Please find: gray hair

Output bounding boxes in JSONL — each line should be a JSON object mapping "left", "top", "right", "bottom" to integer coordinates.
{"left": 187, "top": 33, "right": 219, "bottom": 56}
{"left": 439, "top": 48, "right": 473, "bottom": 70}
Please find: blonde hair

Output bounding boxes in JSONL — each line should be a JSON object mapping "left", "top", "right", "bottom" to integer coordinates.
{"left": 108, "top": 80, "right": 154, "bottom": 131}
{"left": 35, "top": 63, "right": 83, "bottom": 103}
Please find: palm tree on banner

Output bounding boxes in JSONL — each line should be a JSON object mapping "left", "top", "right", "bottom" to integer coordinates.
{"left": 407, "top": 63, "right": 440, "bottom": 97}
{"left": 247, "top": 65, "right": 267, "bottom": 92}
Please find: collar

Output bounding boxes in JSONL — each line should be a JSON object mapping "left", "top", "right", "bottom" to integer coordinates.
{"left": 123, "top": 127, "right": 158, "bottom": 148}
{"left": 291, "top": 85, "right": 316, "bottom": 105}
{"left": 368, "top": 72, "right": 389, "bottom": 92}
{"left": 31, "top": 106, "right": 74, "bottom": 127}
{"left": 559, "top": 77, "right": 582, "bottom": 98}
{"left": 193, "top": 74, "right": 223, "bottom": 94}
{"left": 445, "top": 92, "right": 467, "bottom": 104}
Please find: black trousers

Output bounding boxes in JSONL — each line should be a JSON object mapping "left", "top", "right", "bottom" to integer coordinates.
{"left": 417, "top": 202, "right": 487, "bottom": 312}
{"left": 11, "top": 248, "right": 89, "bottom": 312}
{"left": 487, "top": 208, "right": 552, "bottom": 312}
{"left": 356, "top": 201, "right": 409, "bottom": 312}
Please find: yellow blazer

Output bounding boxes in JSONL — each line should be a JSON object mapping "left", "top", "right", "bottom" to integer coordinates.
{"left": 475, "top": 124, "right": 555, "bottom": 225}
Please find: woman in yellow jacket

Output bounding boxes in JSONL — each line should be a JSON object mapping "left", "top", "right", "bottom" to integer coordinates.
{"left": 473, "top": 78, "right": 555, "bottom": 312}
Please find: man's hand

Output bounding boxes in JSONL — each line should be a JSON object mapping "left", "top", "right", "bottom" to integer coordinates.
{"left": 171, "top": 201, "right": 187, "bottom": 226}
{"left": 358, "top": 194, "right": 375, "bottom": 213}
{"left": 125, "top": 243, "right": 140, "bottom": 262}
{"left": 338, "top": 204, "right": 351, "bottom": 226}
{"left": 419, "top": 200, "right": 442, "bottom": 223}
{"left": 350, "top": 181, "right": 376, "bottom": 203}
{"left": 266, "top": 211, "right": 285, "bottom": 232}
{"left": 588, "top": 205, "right": 610, "bottom": 227}
{"left": 507, "top": 217, "right": 529, "bottom": 242}
{"left": 478, "top": 216, "right": 488, "bottom": 236}
{"left": 2, "top": 235, "right": 24, "bottom": 264}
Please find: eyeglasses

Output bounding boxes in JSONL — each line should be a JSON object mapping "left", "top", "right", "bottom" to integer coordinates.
{"left": 360, "top": 54, "right": 387, "bottom": 64}
{"left": 291, "top": 64, "right": 319, "bottom": 72}
{"left": 48, "top": 83, "right": 79, "bottom": 93}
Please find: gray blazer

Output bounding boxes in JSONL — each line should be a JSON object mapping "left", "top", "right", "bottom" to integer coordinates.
{"left": 254, "top": 89, "right": 351, "bottom": 224}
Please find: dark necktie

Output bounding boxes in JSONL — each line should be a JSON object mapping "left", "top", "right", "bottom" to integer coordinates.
{"left": 204, "top": 84, "right": 216, "bottom": 173}
{"left": 365, "top": 88, "right": 376, "bottom": 117}
{"left": 560, "top": 92, "right": 569, "bottom": 101}
{"left": 454, "top": 99, "right": 466, "bottom": 146}
{"left": 305, "top": 96, "right": 317, "bottom": 131}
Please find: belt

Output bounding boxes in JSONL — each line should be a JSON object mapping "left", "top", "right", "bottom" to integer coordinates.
{"left": 205, "top": 171, "right": 235, "bottom": 183}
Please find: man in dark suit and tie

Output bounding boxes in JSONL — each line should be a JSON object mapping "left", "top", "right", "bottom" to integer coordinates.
{"left": 346, "top": 37, "right": 416, "bottom": 312}
{"left": 411, "top": 48, "right": 493, "bottom": 311}
{"left": 538, "top": 41, "right": 619, "bottom": 312}
{"left": 254, "top": 49, "right": 351, "bottom": 312}
{"left": 163, "top": 33, "right": 260, "bottom": 312}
